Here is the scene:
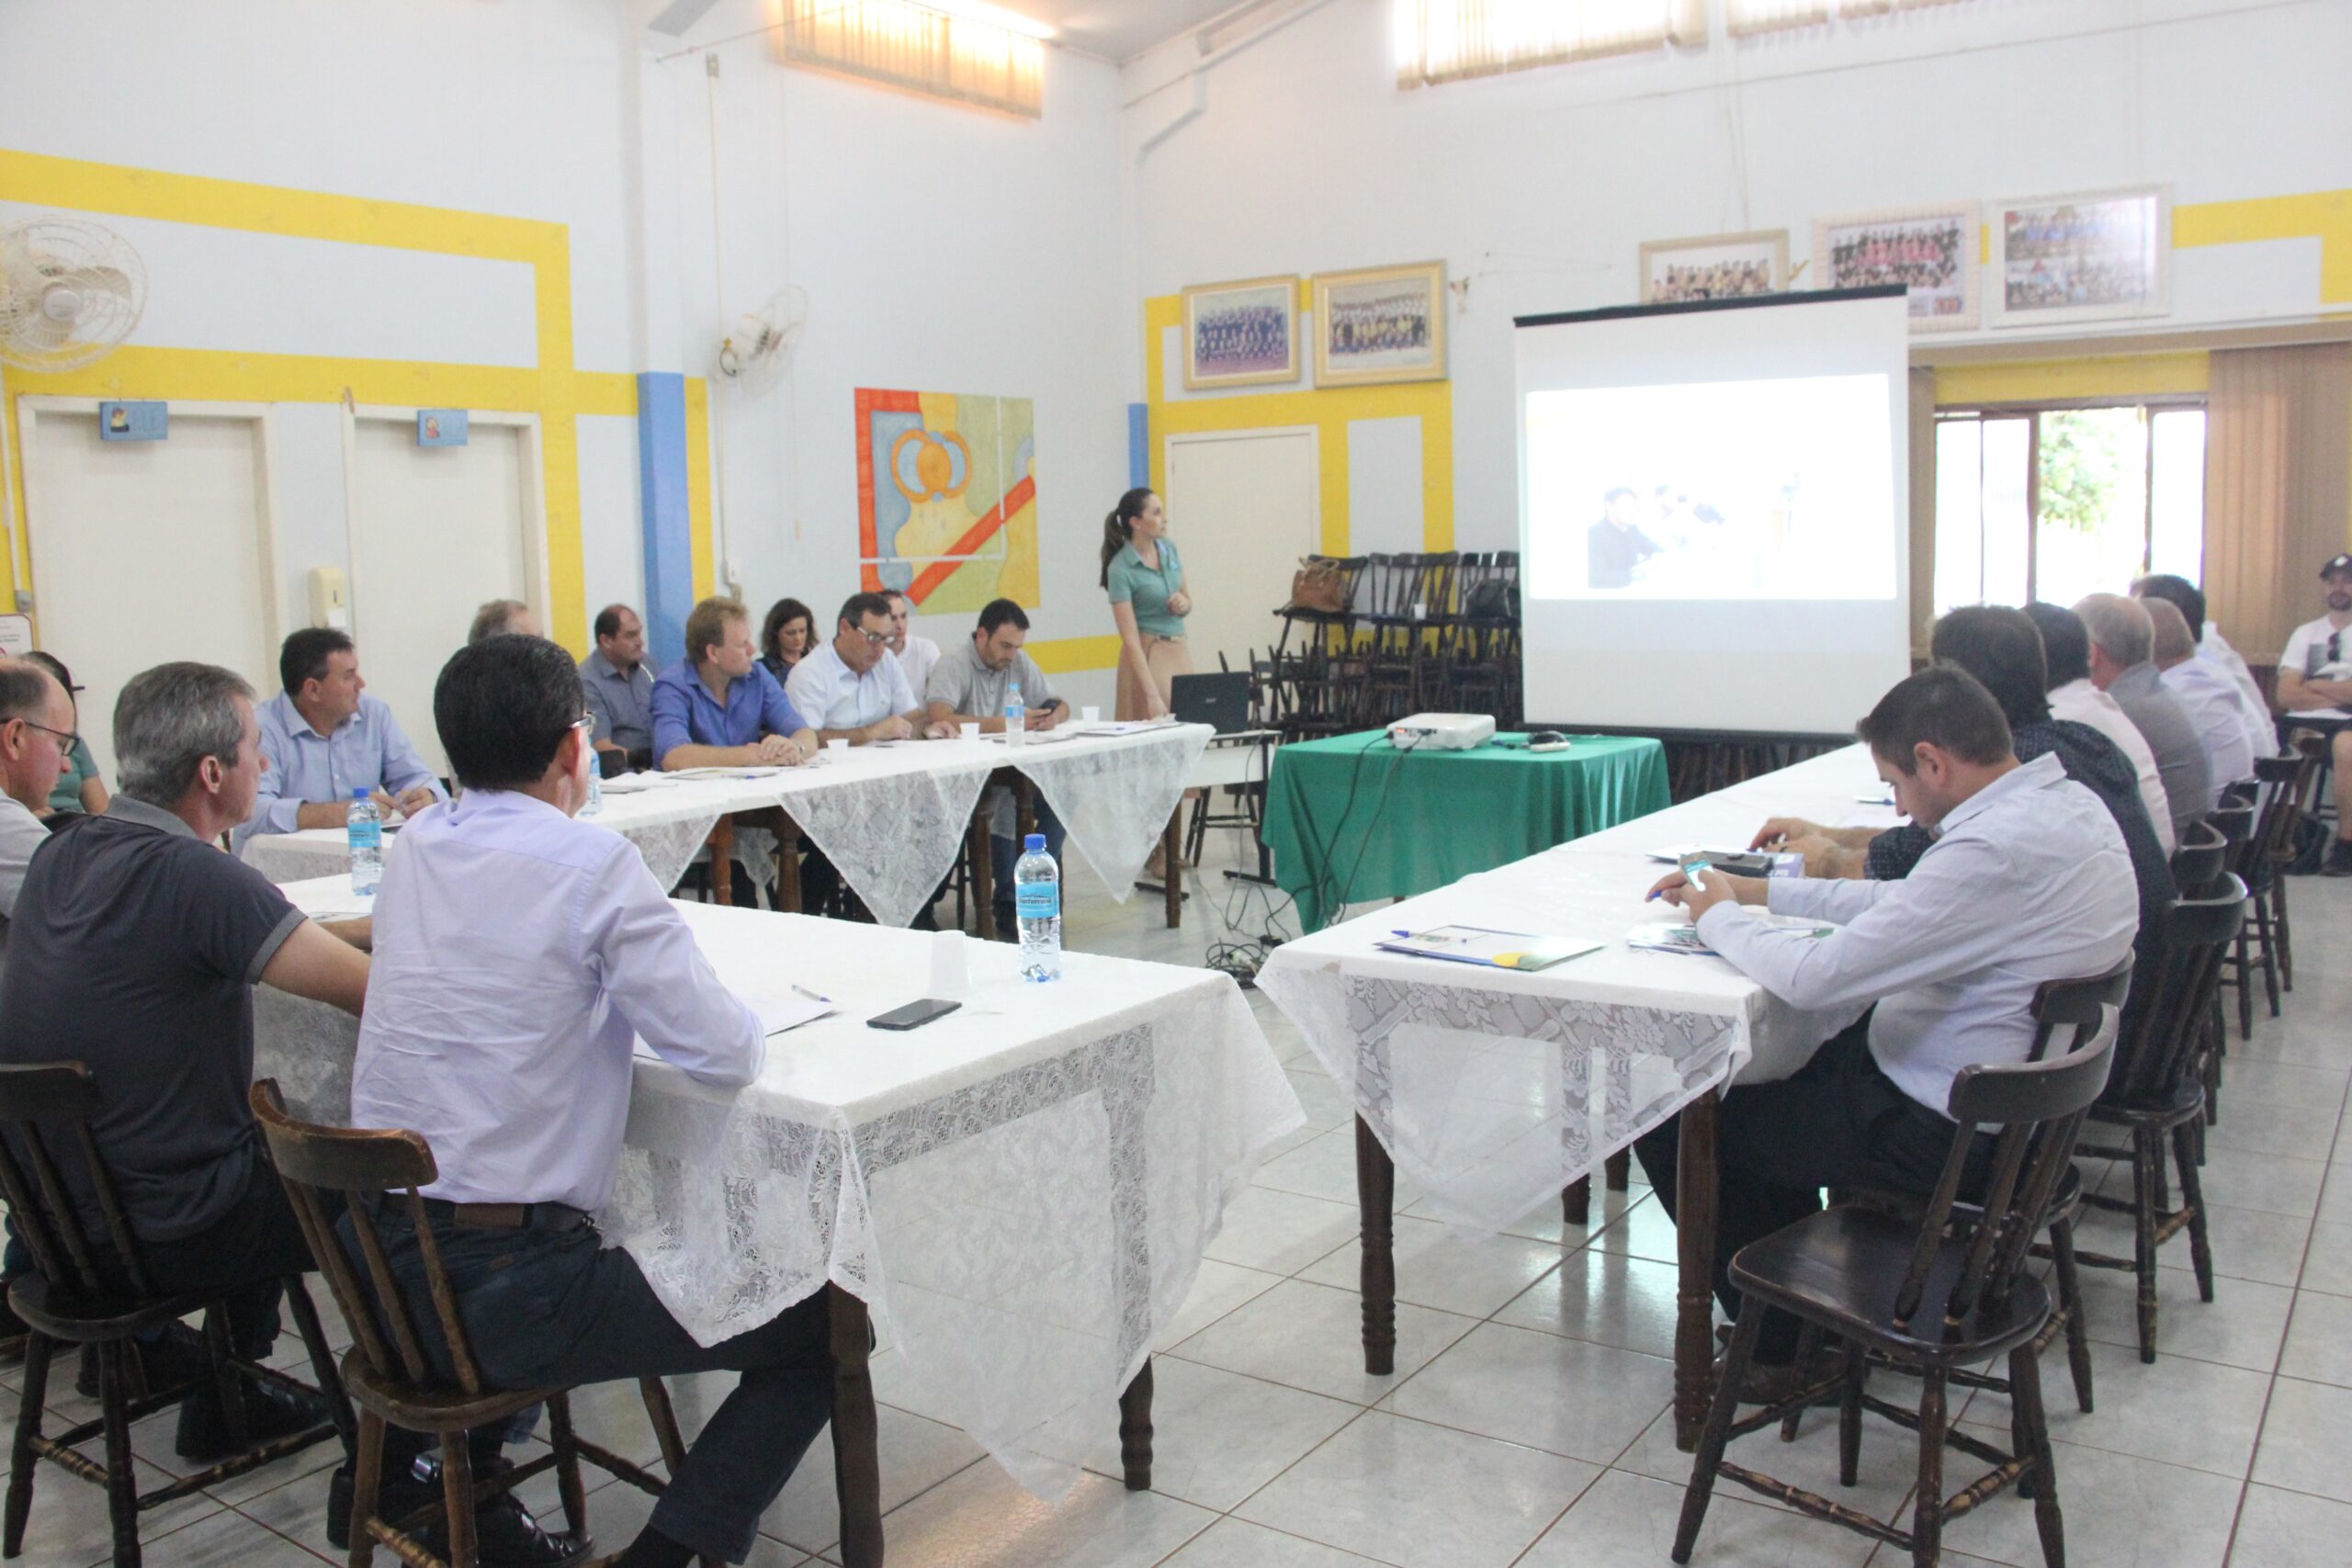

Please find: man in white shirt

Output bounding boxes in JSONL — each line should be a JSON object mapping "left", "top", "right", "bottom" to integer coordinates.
{"left": 2026, "top": 602, "right": 2175, "bottom": 854}
{"left": 2132, "top": 573, "right": 2270, "bottom": 725}
{"left": 2146, "top": 597, "right": 2259, "bottom": 807}
{"left": 0, "top": 660, "right": 74, "bottom": 956}
{"left": 785, "top": 591, "right": 954, "bottom": 744}
{"left": 349, "top": 636, "right": 831, "bottom": 1568}
{"left": 1634, "top": 667, "right": 2136, "bottom": 1386}
{"left": 2277, "top": 553, "right": 2352, "bottom": 874}
{"left": 882, "top": 589, "right": 943, "bottom": 705}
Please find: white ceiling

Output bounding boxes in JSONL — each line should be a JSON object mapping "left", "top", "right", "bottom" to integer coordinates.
{"left": 1004, "top": 0, "right": 1244, "bottom": 62}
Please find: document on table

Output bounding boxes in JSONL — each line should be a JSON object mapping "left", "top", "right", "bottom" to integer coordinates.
{"left": 743, "top": 990, "right": 835, "bottom": 1034}
{"left": 1374, "top": 924, "right": 1602, "bottom": 972}
{"left": 1625, "top": 911, "right": 1835, "bottom": 956}
{"left": 597, "top": 772, "right": 680, "bottom": 794}
{"left": 668, "top": 765, "right": 796, "bottom": 780}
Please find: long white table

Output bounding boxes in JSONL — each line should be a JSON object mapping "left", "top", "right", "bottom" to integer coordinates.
{"left": 257, "top": 876, "right": 1302, "bottom": 1552}
{"left": 241, "top": 723, "right": 1213, "bottom": 930}
{"left": 1257, "top": 742, "right": 1902, "bottom": 1445}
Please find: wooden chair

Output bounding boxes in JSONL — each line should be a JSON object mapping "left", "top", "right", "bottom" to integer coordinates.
{"left": 0, "top": 1063, "right": 347, "bottom": 1568}
{"left": 2251, "top": 743, "right": 2323, "bottom": 995}
{"left": 2205, "top": 800, "right": 2259, "bottom": 1044}
{"left": 248, "top": 1080, "right": 707, "bottom": 1568}
{"left": 2167, "top": 818, "right": 2226, "bottom": 896}
{"left": 2072, "top": 878, "right": 2245, "bottom": 1363}
{"left": 1673, "top": 1009, "right": 2120, "bottom": 1568}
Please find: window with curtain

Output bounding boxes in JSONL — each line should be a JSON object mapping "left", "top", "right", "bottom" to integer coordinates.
{"left": 1394, "top": 0, "right": 1705, "bottom": 87}
{"left": 780, "top": 0, "right": 1045, "bottom": 118}
{"left": 1933, "top": 400, "right": 2209, "bottom": 616}
{"left": 1727, "top": 0, "right": 1966, "bottom": 39}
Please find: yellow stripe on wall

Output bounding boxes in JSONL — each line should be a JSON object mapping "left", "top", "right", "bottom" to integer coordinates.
{"left": 1027, "top": 634, "right": 1125, "bottom": 674}
{"left": 1934, "top": 351, "right": 2211, "bottom": 407}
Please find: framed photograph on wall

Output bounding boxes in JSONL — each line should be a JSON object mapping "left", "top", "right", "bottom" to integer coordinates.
{"left": 1812, "top": 203, "right": 1979, "bottom": 332}
{"left": 1312, "top": 261, "right": 1448, "bottom": 388}
{"left": 1638, "top": 230, "right": 1788, "bottom": 304}
{"left": 1182, "top": 276, "right": 1300, "bottom": 389}
{"left": 1986, "top": 186, "right": 2170, "bottom": 327}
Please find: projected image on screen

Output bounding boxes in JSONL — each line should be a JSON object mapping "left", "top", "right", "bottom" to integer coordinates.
{"left": 1523, "top": 373, "right": 1895, "bottom": 601}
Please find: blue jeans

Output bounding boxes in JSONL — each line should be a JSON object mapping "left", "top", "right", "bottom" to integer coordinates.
{"left": 359, "top": 1209, "right": 831, "bottom": 1563}
{"left": 992, "top": 796, "right": 1067, "bottom": 923}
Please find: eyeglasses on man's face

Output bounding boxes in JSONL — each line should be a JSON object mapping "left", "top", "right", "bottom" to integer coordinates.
{"left": 17, "top": 718, "right": 77, "bottom": 752}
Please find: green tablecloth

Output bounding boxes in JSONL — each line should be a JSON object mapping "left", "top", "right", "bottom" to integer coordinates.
{"left": 1261, "top": 731, "right": 1670, "bottom": 931}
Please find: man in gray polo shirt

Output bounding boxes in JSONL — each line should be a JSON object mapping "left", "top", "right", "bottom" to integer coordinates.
{"left": 2075, "top": 592, "right": 2211, "bottom": 840}
{"left": 579, "top": 602, "right": 656, "bottom": 773}
{"left": 927, "top": 598, "right": 1069, "bottom": 931}
{"left": 0, "top": 660, "right": 74, "bottom": 967}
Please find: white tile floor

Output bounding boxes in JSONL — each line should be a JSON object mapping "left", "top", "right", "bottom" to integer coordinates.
{"left": 12, "top": 831, "right": 2349, "bottom": 1566}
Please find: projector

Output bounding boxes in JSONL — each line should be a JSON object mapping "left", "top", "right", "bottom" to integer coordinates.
{"left": 1387, "top": 713, "right": 1497, "bottom": 751}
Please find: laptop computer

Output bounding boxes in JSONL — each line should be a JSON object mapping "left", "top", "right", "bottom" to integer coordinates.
{"left": 1170, "top": 671, "right": 1252, "bottom": 735}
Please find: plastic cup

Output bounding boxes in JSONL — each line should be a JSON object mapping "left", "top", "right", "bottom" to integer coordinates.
{"left": 1081, "top": 706, "right": 1102, "bottom": 724}
{"left": 827, "top": 738, "right": 850, "bottom": 753}
{"left": 929, "top": 930, "right": 970, "bottom": 997}
{"left": 960, "top": 722, "right": 980, "bottom": 741}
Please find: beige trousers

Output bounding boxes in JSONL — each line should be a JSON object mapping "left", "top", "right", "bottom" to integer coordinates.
{"left": 1116, "top": 633, "right": 1194, "bottom": 721}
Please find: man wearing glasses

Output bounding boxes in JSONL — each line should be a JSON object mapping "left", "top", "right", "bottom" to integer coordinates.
{"left": 2278, "top": 553, "right": 2352, "bottom": 875}
{"left": 0, "top": 660, "right": 75, "bottom": 958}
{"left": 650, "top": 596, "right": 819, "bottom": 772}
{"left": 786, "top": 591, "right": 956, "bottom": 745}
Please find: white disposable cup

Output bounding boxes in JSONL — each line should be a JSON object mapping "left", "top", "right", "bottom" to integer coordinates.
{"left": 960, "top": 722, "right": 980, "bottom": 740}
{"left": 929, "top": 930, "right": 970, "bottom": 997}
{"left": 1081, "top": 706, "right": 1102, "bottom": 724}
{"left": 827, "top": 738, "right": 850, "bottom": 753}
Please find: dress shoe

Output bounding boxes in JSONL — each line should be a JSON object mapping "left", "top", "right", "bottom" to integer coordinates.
{"left": 2324, "top": 839, "right": 2352, "bottom": 877}
{"left": 328, "top": 1455, "right": 594, "bottom": 1567}
{"left": 1718, "top": 1347, "right": 1842, "bottom": 1407}
{"left": 174, "top": 1374, "right": 333, "bottom": 1461}
{"left": 78, "top": 1321, "right": 211, "bottom": 1399}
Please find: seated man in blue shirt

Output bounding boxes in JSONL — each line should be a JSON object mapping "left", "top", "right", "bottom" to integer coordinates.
{"left": 236, "top": 628, "right": 446, "bottom": 850}
{"left": 351, "top": 635, "right": 831, "bottom": 1568}
{"left": 1634, "top": 668, "right": 2137, "bottom": 1396}
{"left": 650, "top": 596, "right": 817, "bottom": 771}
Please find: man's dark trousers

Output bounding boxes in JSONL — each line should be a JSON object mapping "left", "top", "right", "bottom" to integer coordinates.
{"left": 1632, "top": 1013, "right": 1992, "bottom": 1364}
{"left": 369, "top": 1207, "right": 831, "bottom": 1564}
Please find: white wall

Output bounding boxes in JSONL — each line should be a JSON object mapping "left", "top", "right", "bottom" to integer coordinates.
{"left": 1122, "top": 0, "right": 2352, "bottom": 551}
{"left": 653, "top": 1, "right": 1130, "bottom": 708}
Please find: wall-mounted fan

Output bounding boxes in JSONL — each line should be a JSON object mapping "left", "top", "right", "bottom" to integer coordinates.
{"left": 716, "top": 286, "right": 807, "bottom": 394}
{"left": 0, "top": 217, "right": 147, "bottom": 371}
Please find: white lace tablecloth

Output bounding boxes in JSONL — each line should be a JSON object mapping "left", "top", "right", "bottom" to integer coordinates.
{"left": 243, "top": 725, "right": 1213, "bottom": 930}
{"left": 254, "top": 889, "right": 1302, "bottom": 1498}
{"left": 1258, "top": 744, "right": 1901, "bottom": 1235}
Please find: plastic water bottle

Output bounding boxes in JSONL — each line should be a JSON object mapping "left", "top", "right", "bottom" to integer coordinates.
{"left": 1014, "top": 832, "right": 1061, "bottom": 982}
{"left": 347, "top": 788, "right": 383, "bottom": 896}
{"left": 1004, "top": 685, "right": 1025, "bottom": 747}
{"left": 581, "top": 748, "right": 604, "bottom": 818}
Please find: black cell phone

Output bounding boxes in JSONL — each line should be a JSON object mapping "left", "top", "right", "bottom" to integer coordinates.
{"left": 866, "top": 998, "right": 962, "bottom": 1032}
{"left": 1708, "top": 852, "right": 1779, "bottom": 878}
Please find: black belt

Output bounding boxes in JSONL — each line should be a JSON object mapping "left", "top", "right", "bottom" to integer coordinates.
{"left": 376, "top": 1196, "right": 595, "bottom": 1233}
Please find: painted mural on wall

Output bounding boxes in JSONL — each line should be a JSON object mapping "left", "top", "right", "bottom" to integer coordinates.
{"left": 856, "top": 388, "right": 1038, "bottom": 612}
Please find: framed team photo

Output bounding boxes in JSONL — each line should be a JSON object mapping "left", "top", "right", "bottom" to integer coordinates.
{"left": 1182, "top": 276, "right": 1300, "bottom": 390}
{"left": 1986, "top": 186, "right": 2170, "bottom": 327}
{"left": 1812, "top": 203, "right": 1979, "bottom": 332}
{"left": 1638, "top": 230, "right": 1788, "bottom": 304}
{"left": 1312, "top": 261, "right": 1448, "bottom": 388}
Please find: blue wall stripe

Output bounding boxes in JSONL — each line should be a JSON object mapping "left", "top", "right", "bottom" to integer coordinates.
{"left": 636, "top": 372, "right": 693, "bottom": 671}
{"left": 1127, "top": 402, "right": 1149, "bottom": 491}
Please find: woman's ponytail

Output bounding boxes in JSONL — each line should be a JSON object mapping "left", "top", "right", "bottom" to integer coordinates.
{"left": 1100, "top": 487, "right": 1152, "bottom": 590}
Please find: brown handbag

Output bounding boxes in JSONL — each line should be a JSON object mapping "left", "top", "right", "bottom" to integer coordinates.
{"left": 1286, "top": 558, "right": 1351, "bottom": 615}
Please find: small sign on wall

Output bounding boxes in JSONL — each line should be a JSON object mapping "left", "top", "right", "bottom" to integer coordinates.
{"left": 0, "top": 615, "right": 30, "bottom": 657}
{"left": 97, "top": 400, "right": 167, "bottom": 441}
{"left": 417, "top": 410, "right": 469, "bottom": 447}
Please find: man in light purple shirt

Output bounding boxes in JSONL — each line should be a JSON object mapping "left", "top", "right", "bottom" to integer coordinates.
{"left": 236, "top": 627, "right": 446, "bottom": 850}
{"left": 349, "top": 635, "right": 829, "bottom": 1568}
{"left": 1634, "top": 667, "right": 2136, "bottom": 1388}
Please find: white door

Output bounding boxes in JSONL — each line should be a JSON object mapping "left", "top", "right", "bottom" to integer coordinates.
{"left": 1164, "top": 428, "right": 1319, "bottom": 679}
{"left": 346, "top": 417, "right": 537, "bottom": 776}
{"left": 20, "top": 406, "right": 275, "bottom": 781}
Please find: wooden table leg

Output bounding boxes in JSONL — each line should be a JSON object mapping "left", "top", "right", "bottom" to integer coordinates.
{"left": 1354, "top": 1116, "right": 1396, "bottom": 1376}
{"left": 969, "top": 807, "right": 996, "bottom": 942}
{"left": 771, "top": 815, "right": 802, "bottom": 914}
{"left": 826, "top": 1284, "right": 884, "bottom": 1568}
{"left": 1161, "top": 807, "right": 1183, "bottom": 929}
{"left": 1673, "top": 1089, "right": 1721, "bottom": 1451}
{"left": 707, "top": 817, "right": 735, "bottom": 907}
{"left": 1118, "top": 1359, "right": 1154, "bottom": 1492}
{"left": 1605, "top": 1147, "right": 1631, "bottom": 1193}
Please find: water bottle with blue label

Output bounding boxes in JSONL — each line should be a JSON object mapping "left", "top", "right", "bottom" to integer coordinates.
{"left": 1004, "top": 684, "right": 1025, "bottom": 747}
{"left": 581, "top": 747, "right": 603, "bottom": 818}
{"left": 347, "top": 788, "right": 383, "bottom": 896}
{"left": 1014, "top": 832, "right": 1061, "bottom": 982}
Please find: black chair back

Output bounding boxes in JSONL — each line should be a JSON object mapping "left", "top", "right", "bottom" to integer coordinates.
{"left": 2109, "top": 877, "right": 2246, "bottom": 1107}
{"left": 1889, "top": 1009, "right": 2118, "bottom": 1337}
{"left": 2207, "top": 801, "right": 2257, "bottom": 876}
{"left": 2168, "top": 819, "right": 2226, "bottom": 895}
{"left": 0, "top": 1064, "right": 150, "bottom": 1305}
{"left": 2026, "top": 959, "right": 2132, "bottom": 1061}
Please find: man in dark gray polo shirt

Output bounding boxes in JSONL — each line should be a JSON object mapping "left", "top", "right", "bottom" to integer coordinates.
{"left": 2075, "top": 592, "right": 2211, "bottom": 840}
{"left": 579, "top": 602, "right": 655, "bottom": 773}
{"left": 926, "top": 598, "right": 1069, "bottom": 932}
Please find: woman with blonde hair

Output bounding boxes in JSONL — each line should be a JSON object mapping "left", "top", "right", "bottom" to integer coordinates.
{"left": 1101, "top": 487, "right": 1193, "bottom": 721}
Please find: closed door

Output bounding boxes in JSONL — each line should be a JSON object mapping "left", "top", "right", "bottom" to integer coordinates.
{"left": 1164, "top": 429, "right": 1319, "bottom": 679}
{"left": 347, "top": 418, "right": 534, "bottom": 776}
{"left": 22, "top": 408, "right": 274, "bottom": 780}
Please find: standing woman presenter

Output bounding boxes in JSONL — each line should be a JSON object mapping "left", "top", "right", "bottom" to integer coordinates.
{"left": 1102, "top": 488, "right": 1193, "bottom": 720}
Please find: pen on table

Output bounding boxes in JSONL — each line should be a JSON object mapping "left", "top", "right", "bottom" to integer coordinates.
{"left": 791, "top": 983, "right": 831, "bottom": 1005}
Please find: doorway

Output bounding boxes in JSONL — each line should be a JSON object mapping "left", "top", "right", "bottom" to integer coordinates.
{"left": 1163, "top": 427, "right": 1320, "bottom": 682}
